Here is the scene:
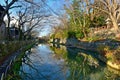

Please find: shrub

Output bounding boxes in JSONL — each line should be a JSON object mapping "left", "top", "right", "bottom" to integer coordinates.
{"left": 86, "top": 36, "right": 100, "bottom": 42}
{"left": 67, "top": 31, "right": 76, "bottom": 38}
{"left": 113, "top": 47, "right": 120, "bottom": 63}
{"left": 75, "top": 31, "right": 84, "bottom": 39}
{"left": 0, "top": 41, "right": 33, "bottom": 60}
{"left": 97, "top": 45, "right": 110, "bottom": 56}
{"left": 104, "top": 47, "right": 120, "bottom": 64}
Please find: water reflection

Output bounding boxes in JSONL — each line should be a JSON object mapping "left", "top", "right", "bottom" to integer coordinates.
{"left": 19, "top": 44, "right": 120, "bottom": 80}
{"left": 20, "top": 44, "right": 69, "bottom": 80}
{"left": 49, "top": 43, "right": 120, "bottom": 80}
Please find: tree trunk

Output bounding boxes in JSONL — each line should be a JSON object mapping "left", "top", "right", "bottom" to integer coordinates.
{"left": 7, "top": 12, "right": 11, "bottom": 40}
{"left": 110, "top": 16, "right": 119, "bottom": 32}
{"left": 83, "top": 28, "right": 87, "bottom": 38}
{"left": 112, "top": 21, "right": 119, "bottom": 32}
{"left": 19, "top": 30, "right": 23, "bottom": 40}
{"left": 18, "top": 25, "right": 23, "bottom": 40}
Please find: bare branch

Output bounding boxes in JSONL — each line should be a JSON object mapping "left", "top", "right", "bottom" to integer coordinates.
{"left": 10, "top": 5, "right": 22, "bottom": 9}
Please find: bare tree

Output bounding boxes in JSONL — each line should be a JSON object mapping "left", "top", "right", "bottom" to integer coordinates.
{"left": 93, "top": 0, "right": 120, "bottom": 32}
{"left": 0, "top": 0, "right": 48, "bottom": 40}
{"left": 15, "top": 1, "right": 49, "bottom": 40}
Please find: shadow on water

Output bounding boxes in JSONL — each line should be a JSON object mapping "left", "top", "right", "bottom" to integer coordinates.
{"left": 50, "top": 39, "right": 120, "bottom": 80}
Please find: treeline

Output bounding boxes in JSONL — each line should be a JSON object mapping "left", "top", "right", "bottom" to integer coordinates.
{"left": 51, "top": 0, "right": 120, "bottom": 40}
{"left": 0, "top": 0, "right": 49, "bottom": 41}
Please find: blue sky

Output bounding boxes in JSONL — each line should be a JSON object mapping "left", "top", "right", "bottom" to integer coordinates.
{"left": 45, "top": 0, "right": 66, "bottom": 14}
{"left": 0, "top": 0, "right": 5, "bottom": 5}
{"left": 0, "top": 0, "right": 66, "bottom": 13}
{"left": 47, "top": 0, "right": 65, "bottom": 14}
{"left": 39, "top": 0, "right": 66, "bottom": 36}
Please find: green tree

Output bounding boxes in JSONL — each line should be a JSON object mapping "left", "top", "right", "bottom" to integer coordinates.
{"left": 65, "top": 0, "right": 91, "bottom": 38}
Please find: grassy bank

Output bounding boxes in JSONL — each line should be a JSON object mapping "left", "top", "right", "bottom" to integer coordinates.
{"left": 0, "top": 41, "right": 35, "bottom": 65}
{"left": 4, "top": 42, "right": 35, "bottom": 80}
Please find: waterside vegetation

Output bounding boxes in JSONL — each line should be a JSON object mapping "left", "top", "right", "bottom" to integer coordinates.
{"left": 50, "top": 0, "right": 120, "bottom": 70}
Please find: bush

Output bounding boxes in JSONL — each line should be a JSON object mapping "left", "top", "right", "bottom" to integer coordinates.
{"left": 67, "top": 30, "right": 85, "bottom": 39}
{"left": 50, "top": 34, "right": 55, "bottom": 39}
{"left": 103, "top": 47, "right": 120, "bottom": 64}
{"left": 75, "top": 31, "right": 84, "bottom": 39}
{"left": 0, "top": 41, "right": 33, "bottom": 60}
{"left": 67, "top": 31, "right": 76, "bottom": 38}
{"left": 113, "top": 47, "right": 120, "bottom": 63}
{"left": 86, "top": 36, "right": 100, "bottom": 42}
{"left": 90, "top": 16, "right": 106, "bottom": 27}
{"left": 97, "top": 45, "right": 110, "bottom": 56}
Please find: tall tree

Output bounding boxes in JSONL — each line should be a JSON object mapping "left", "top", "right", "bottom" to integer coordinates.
{"left": 93, "top": 0, "right": 120, "bottom": 32}
{"left": 1, "top": 0, "right": 47, "bottom": 40}
{"left": 15, "top": 0, "right": 49, "bottom": 40}
{"left": 65, "top": 0, "right": 91, "bottom": 38}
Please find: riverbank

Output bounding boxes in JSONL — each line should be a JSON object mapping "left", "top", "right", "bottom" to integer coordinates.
{"left": 0, "top": 41, "right": 36, "bottom": 80}
{"left": 69, "top": 38, "right": 120, "bottom": 70}
{"left": 0, "top": 41, "right": 34, "bottom": 65}
{"left": 50, "top": 38, "right": 120, "bottom": 70}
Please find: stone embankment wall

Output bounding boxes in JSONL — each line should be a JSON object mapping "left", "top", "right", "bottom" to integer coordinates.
{"left": 66, "top": 39, "right": 120, "bottom": 51}
{"left": 66, "top": 38, "right": 120, "bottom": 70}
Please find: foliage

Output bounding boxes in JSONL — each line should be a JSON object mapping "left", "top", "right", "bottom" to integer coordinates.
{"left": 75, "top": 30, "right": 84, "bottom": 39}
{"left": 97, "top": 45, "right": 110, "bottom": 56}
{"left": 64, "top": 0, "right": 91, "bottom": 39}
{"left": 50, "top": 34, "right": 55, "bottom": 39}
{"left": 67, "top": 30, "right": 84, "bottom": 39}
{"left": 105, "top": 47, "right": 120, "bottom": 64}
{"left": 86, "top": 36, "right": 100, "bottom": 42}
{"left": 97, "top": 45, "right": 120, "bottom": 64}
{"left": 51, "top": 0, "right": 108, "bottom": 40}
{"left": 0, "top": 41, "right": 34, "bottom": 61}
{"left": 67, "top": 31, "right": 76, "bottom": 38}
{"left": 90, "top": 16, "right": 106, "bottom": 27}
{"left": 114, "top": 47, "right": 120, "bottom": 61}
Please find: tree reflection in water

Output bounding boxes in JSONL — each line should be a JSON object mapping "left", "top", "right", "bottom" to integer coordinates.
{"left": 7, "top": 44, "right": 120, "bottom": 80}
{"left": 50, "top": 44, "right": 120, "bottom": 80}
{"left": 20, "top": 48, "right": 50, "bottom": 80}
{"left": 20, "top": 44, "right": 69, "bottom": 80}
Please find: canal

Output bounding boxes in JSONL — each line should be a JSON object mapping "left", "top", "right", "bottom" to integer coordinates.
{"left": 18, "top": 44, "right": 120, "bottom": 80}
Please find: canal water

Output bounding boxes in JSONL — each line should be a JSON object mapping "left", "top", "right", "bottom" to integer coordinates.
{"left": 19, "top": 44, "right": 120, "bottom": 80}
